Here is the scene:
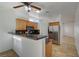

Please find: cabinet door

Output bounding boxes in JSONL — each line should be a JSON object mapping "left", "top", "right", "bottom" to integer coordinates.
{"left": 45, "top": 40, "right": 52, "bottom": 57}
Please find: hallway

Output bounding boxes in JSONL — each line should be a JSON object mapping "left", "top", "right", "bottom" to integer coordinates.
{"left": 52, "top": 36, "right": 78, "bottom": 57}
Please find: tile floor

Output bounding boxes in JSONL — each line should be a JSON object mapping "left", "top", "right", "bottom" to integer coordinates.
{"left": 52, "top": 36, "right": 78, "bottom": 57}
{"left": 0, "top": 49, "right": 18, "bottom": 57}
{"left": 0, "top": 36, "right": 78, "bottom": 57}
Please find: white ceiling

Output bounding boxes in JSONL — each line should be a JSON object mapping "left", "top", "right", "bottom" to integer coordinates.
{"left": 0, "top": 2, "right": 79, "bottom": 23}
{"left": 33, "top": 2, "right": 79, "bottom": 23}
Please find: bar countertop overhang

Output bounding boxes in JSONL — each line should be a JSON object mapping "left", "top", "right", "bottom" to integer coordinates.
{"left": 8, "top": 32, "right": 48, "bottom": 40}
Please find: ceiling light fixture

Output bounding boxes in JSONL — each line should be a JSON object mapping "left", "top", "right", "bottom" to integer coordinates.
{"left": 24, "top": 6, "right": 31, "bottom": 12}
{"left": 25, "top": 6, "right": 40, "bottom": 13}
{"left": 36, "top": 10, "right": 40, "bottom": 13}
{"left": 28, "top": 6, "right": 31, "bottom": 11}
{"left": 24, "top": 6, "right": 28, "bottom": 11}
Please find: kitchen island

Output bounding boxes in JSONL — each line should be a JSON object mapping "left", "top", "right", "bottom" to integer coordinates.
{"left": 8, "top": 32, "right": 47, "bottom": 57}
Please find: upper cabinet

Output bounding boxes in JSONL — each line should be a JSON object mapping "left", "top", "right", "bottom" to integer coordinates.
{"left": 49, "top": 22, "right": 60, "bottom": 26}
{"left": 16, "top": 18, "right": 38, "bottom": 30}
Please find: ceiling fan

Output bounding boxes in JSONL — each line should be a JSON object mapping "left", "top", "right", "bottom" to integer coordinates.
{"left": 13, "top": 2, "right": 41, "bottom": 12}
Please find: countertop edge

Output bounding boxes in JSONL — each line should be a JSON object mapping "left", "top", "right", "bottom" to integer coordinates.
{"left": 8, "top": 32, "right": 48, "bottom": 40}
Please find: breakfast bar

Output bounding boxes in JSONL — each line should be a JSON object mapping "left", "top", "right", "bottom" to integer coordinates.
{"left": 8, "top": 32, "right": 48, "bottom": 57}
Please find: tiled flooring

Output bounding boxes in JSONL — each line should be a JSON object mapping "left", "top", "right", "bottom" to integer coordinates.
{"left": 0, "top": 36, "right": 78, "bottom": 57}
{"left": 52, "top": 36, "right": 78, "bottom": 57}
{"left": 0, "top": 49, "right": 18, "bottom": 57}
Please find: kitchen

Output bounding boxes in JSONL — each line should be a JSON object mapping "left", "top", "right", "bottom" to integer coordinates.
{"left": 8, "top": 17, "right": 49, "bottom": 57}
{"left": 0, "top": 2, "right": 60, "bottom": 57}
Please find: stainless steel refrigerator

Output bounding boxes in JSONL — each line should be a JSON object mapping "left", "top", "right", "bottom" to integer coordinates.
{"left": 48, "top": 25, "right": 60, "bottom": 45}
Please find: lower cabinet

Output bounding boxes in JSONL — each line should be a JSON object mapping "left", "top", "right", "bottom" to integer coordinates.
{"left": 45, "top": 39, "right": 52, "bottom": 57}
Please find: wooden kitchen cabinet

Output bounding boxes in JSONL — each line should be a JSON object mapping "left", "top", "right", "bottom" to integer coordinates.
{"left": 16, "top": 18, "right": 27, "bottom": 30}
{"left": 16, "top": 18, "right": 38, "bottom": 30}
{"left": 45, "top": 39, "right": 52, "bottom": 57}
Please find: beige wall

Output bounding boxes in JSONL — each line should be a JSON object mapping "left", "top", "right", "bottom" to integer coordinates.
{"left": 63, "top": 22, "right": 74, "bottom": 37}
{"left": 0, "top": 3, "right": 16, "bottom": 52}
{"left": 74, "top": 4, "right": 79, "bottom": 55}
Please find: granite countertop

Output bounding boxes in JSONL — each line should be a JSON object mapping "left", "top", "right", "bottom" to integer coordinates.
{"left": 8, "top": 32, "right": 48, "bottom": 40}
